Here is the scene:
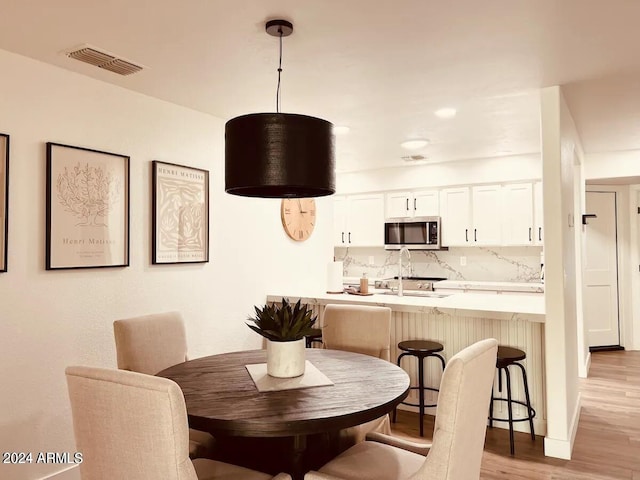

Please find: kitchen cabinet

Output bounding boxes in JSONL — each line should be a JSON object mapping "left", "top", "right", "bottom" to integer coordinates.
{"left": 386, "top": 190, "right": 439, "bottom": 218}
{"left": 534, "top": 181, "right": 544, "bottom": 244}
{"left": 440, "top": 185, "right": 502, "bottom": 246}
{"left": 471, "top": 185, "right": 503, "bottom": 245}
{"left": 502, "top": 183, "right": 534, "bottom": 245}
{"left": 334, "top": 194, "right": 384, "bottom": 246}
{"left": 439, "top": 187, "right": 471, "bottom": 246}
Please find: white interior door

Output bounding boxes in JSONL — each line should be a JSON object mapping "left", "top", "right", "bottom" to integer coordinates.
{"left": 583, "top": 191, "right": 620, "bottom": 347}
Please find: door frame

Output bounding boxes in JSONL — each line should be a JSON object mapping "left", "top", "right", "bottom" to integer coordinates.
{"left": 629, "top": 185, "right": 640, "bottom": 351}
{"left": 585, "top": 185, "right": 632, "bottom": 349}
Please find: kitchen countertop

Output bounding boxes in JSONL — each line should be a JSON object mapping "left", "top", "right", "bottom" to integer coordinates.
{"left": 434, "top": 280, "right": 544, "bottom": 293}
{"left": 266, "top": 290, "right": 545, "bottom": 323}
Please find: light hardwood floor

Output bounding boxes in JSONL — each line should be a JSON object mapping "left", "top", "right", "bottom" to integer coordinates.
{"left": 391, "top": 350, "right": 640, "bottom": 479}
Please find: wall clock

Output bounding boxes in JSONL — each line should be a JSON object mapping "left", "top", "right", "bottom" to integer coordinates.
{"left": 281, "top": 198, "right": 316, "bottom": 241}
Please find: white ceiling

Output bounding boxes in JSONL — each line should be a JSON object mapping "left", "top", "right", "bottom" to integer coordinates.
{"left": 1, "top": 0, "right": 640, "bottom": 173}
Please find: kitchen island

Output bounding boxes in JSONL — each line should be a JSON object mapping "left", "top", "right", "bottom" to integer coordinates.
{"left": 266, "top": 291, "right": 546, "bottom": 435}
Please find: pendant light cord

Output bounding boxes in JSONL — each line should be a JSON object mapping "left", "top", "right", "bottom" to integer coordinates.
{"left": 276, "top": 28, "right": 283, "bottom": 113}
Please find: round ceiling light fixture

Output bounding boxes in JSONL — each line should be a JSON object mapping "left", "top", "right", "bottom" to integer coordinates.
{"left": 400, "top": 139, "right": 429, "bottom": 150}
{"left": 225, "top": 19, "right": 335, "bottom": 198}
{"left": 434, "top": 107, "right": 457, "bottom": 119}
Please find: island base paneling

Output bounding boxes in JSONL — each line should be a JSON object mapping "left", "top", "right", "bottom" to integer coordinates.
{"left": 301, "top": 302, "right": 546, "bottom": 436}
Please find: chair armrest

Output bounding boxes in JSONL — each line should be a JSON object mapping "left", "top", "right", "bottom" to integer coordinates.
{"left": 304, "top": 471, "right": 345, "bottom": 480}
{"left": 365, "top": 432, "right": 432, "bottom": 456}
{"left": 272, "top": 474, "right": 293, "bottom": 480}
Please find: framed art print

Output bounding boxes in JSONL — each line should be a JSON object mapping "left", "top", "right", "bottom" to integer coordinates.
{"left": 46, "top": 142, "right": 130, "bottom": 270}
{"left": 0, "top": 133, "right": 8, "bottom": 272}
{"left": 152, "top": 161, "right": 209, "bottom": 264}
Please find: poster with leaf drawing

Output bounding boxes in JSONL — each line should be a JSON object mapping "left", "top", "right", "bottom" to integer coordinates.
{"left": 0, "top": 133, "right": 8, "bottom": 273}
{"left": 152, "top": 161, "right": 209, "bottom": 264}
{"left": 46, "top": 143, "right": 129, "bottom": 270}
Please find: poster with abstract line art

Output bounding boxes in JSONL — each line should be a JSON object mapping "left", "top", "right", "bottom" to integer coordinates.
{"left": 152, "top": 161, "right": 209, "bottom": 264}
{"left": 46, "top": 142, "right": 129, "bottom": 270}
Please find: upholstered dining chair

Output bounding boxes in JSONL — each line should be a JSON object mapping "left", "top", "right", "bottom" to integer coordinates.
{"left": 303, "top": 338, "right": 498, "bottom": 480}
{"left": 66, "top": 366, "right": 291, "bottom": 480}
{"left": 321, "top": 304, "right": 393, "bottom": 450}
{"left": 113, "top": 311, "right": 215, "bottom": 459}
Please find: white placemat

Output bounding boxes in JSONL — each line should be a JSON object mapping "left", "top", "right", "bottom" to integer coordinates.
{"left": 245, "top": 361, "right": 334, "bottom": 392}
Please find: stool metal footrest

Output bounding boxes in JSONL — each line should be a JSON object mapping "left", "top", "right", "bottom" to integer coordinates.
{"left": 488, "top": 397, "right": 536, "bottom": 424}
{"left": 400, "top": 386, "right": 439, "bottom": 409}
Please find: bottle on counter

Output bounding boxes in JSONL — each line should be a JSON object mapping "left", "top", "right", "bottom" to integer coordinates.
{"left": 360, "top": 273, "right": 369, "bottom": 294}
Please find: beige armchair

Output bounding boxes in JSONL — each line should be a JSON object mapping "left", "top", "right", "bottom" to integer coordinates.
{"left": 322, "top": 304, "right": 393, "bottom": 450}
{"left": 66, "top": 366, "right": 291, "bottom": 480}
{"left": 304, "top": 338, "right": 498, "bottom": 480}
{"left": 113, "top": 311, "right": 215, "bottom": 459}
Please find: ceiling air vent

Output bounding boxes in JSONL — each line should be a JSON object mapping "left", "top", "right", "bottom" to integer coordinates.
{"left": 401, "top": 155, "right": 426, "bottom": 162}
{"left": 66, "top": 45, "right": 143, "bottom": 76}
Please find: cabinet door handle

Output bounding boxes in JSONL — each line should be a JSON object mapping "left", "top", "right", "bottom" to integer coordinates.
{"left": 538, "top": 227, "right": 542, "bottom": 241}
{"left": 529, "top": 227, "right": 532, "bottom": 242}
{"left": 474, "top": 229, "right": 477, "bottom": 242}
{"left": 406, "top": 198, "right": 409, "bottom": 211}
{"left": 348, "top": 232, "right": 351, "bottom": 244}
{"left": 465, "top": 229, "right": 468, "bottom": 242}
{"left": 414, "top": 198, "right": 417, "bottom": 211}
{"left": 342, "top": 232, "right": 344, "bottom": 244}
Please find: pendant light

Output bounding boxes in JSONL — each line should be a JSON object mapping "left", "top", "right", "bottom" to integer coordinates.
{"left": 225, "top": 19, "right": 335, "bottom": 198}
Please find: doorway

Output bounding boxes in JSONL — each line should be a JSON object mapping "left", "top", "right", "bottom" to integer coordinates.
{"left": 583, "top": 191, "right": 621, "bottom": 349}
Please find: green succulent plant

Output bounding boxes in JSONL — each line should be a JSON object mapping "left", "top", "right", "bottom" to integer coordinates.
{"left": 247, "top": 297, "right": 318, "bottom": 342}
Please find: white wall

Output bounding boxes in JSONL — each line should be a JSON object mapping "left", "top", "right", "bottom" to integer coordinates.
{"left": 540, "top": 86, "right": 582, "bottom": 459}
{"left": 0, "top": 49, "right": 333, "bottom": 480}
{"left": 336, "top": 154, "right": 541, "bottom": 194}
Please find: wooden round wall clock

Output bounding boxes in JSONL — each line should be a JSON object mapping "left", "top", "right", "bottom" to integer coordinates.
{"left": 281, "top": 198, "right": 316, "bottom": 241}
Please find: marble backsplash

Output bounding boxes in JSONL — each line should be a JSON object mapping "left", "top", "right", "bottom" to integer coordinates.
{"left": 335, "top": 246, "right": 543, "bottom": 283}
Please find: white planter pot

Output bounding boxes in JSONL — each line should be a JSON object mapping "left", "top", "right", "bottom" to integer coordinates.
{"left": 266, "top": 338, "right": 306, "bottom": 378}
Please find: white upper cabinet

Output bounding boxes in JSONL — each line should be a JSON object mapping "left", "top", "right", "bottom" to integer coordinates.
{"left": 413, "top": 190, "right": 440, "bottom": 217}
{"left": 502, "top": 183, "right": 534, "bottom": 245}
{"left": 385, "top": 190, "right": 439, "bottom": 218}
{"left": 334, "top": 194, "right": 384, "bottom": 247}
{"left": 533, "top": 181, "right": 544, "bottom": 245}
{"left": 440, "top": 187, "right": 471, "bottom": 246}
{"left": 471, "top": 185, "right": 503, "bottom": 245}
{"left": 333, "top": 196, "right": 348, "bottom": 246}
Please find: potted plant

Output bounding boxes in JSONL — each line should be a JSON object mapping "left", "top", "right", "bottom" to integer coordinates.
{"left": 247, "top": 297, "right": 318, "bottom": 378}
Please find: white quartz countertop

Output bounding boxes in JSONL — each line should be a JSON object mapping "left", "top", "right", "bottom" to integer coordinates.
{"left": 266, "top": 290, "right": 545, "bottom": 323}
{"left": 434, "top": 280, "right": 544, "bottom": 293}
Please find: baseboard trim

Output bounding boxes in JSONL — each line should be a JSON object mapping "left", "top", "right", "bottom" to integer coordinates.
{"left": 589, "top": 345, "right": 624, "bottom": 352}
{"left": 585, "top": 351, "right": 592, "bottom": 376}
{"left": 544, "top": 392, "right": 582, "bottom": 459}
{"left": 38, "top": 465, "right": 79, "bottom": 480}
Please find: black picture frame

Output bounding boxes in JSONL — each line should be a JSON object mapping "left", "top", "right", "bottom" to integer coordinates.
{"left": 46, "top": 142, "right": 130, "bottom": 270}
{"left": 152, "top": 160, "right": 209, "bottom": 264}
{"left": 0, "top": 133, "right": 9, "bottom": 273}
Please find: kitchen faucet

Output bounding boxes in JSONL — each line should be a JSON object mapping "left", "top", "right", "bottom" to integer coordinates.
{"left": 397, "top": 246, "right": 411, "bottom": 297}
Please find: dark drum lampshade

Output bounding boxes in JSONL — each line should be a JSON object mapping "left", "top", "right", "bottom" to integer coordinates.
{"left": 225, "top": 112, "right": 335, "bottom": 198}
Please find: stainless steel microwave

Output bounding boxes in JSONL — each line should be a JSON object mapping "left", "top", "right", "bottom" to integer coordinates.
{"left": 384, "top": 216, "right": 441, "bottom": 250}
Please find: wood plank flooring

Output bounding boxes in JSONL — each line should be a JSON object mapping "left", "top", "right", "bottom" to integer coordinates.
{"left": 391, "top": 350, "right": 640, "bottom": 479}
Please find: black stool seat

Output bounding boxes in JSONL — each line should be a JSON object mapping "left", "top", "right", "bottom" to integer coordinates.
{"left": 488, "top": 345, "right": 536, "bottom": 455}
{"left": 394, "top": 340, "right": 446, "bottom": 437}
{"left": 398, "top": 340, "right": 444, "bottom": 354}
{"left": 497, "top": 346, "right": 526, "bottom": 367}
{"left": 305, "top": 328, "right": 323, "bottom": 348}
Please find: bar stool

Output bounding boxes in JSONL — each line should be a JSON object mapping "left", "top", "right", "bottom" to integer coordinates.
{"left": 392, "top": 340, "right": 446, "bottom": 436}
{"left": 305, "top": 328, "right": 323, "bottom": 348}
{"left": 488, "top": 345, "right": 536, "bottom": 455}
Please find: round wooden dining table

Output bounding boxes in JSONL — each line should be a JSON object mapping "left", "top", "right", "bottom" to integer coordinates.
{"left": 158, "top": 348, "right": 410, "bottom": 480}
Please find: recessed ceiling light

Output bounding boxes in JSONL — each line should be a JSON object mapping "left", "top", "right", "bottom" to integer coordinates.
{"left": 434, "top": 108, "right": 457, "bottom": 119}
{"left": 333, "top": 125, "right": 350, "bottom": 135}
{"left": 400, "top": 139, "right": 429, "bottom": 150}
